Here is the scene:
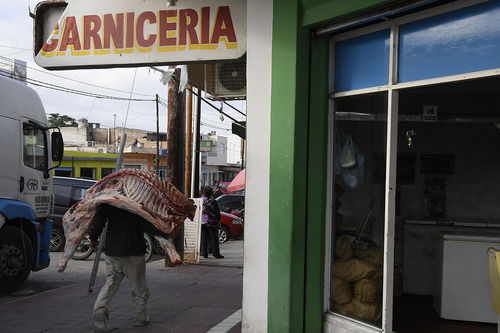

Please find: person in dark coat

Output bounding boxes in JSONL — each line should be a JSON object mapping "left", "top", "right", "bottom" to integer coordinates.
{"left": 89, "top": 204, "right": 167, "bottom": 332}
{"left": 200, "top": 186, "right": 224, "bottom": 259}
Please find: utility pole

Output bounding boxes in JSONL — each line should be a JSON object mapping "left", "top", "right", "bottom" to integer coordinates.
{"left": 184, "top": 85, "right": 193, "bottom": 197}
{"left": 166, "top": 67, "right": 181, "bottom": 182}
{"left": 155, "top": 94, "right": 160, "bottom": 176}
{"left": 113, "top": 114, "right": 116, "bottom": 153}
{"left": 193, "top": 87, "right": 201, "bottom": 197}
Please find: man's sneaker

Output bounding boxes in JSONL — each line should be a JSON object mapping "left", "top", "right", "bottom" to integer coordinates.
{"left": 134, "top": 316, "right": 150, "bottom": 327}
{"left": 94, "top": 309, "right": 108, "bottom": 333}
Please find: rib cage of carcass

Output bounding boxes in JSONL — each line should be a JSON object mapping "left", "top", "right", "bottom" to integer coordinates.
{"left": 57, "top": 169, "right": 196, "bottom": 272}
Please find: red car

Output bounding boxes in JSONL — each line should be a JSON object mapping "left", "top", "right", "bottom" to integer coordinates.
{"left": 219, "top": 211, "right": 244, "bottom": 243}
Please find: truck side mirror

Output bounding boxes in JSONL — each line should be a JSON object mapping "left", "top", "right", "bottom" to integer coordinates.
{"left": 51, "top": 131, "right": 64, "bottom": 162}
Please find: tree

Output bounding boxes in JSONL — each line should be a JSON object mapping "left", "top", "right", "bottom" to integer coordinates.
{"left": 48, "top": 113, "right": 78, "bottom": 127}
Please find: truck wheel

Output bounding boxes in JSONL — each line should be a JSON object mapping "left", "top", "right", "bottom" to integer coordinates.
{"left": 72, "top": 234, "right": 94, "bottom": 260}
{"left": 50, "top": 227, "right": 65, "bottom": 252}
{"left": 0, "top": 226, "right": 34, "bottom": 295}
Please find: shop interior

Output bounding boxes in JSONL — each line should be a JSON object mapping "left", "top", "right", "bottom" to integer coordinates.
{"left": 331, "top": 76, "right": 500, "bottom": 332}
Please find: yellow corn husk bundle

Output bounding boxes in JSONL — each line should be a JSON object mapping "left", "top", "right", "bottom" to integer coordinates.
{"left": 353, "top": 278, "right": 378, "bottom": 303}
{"left": 336, "top": 235, "right": 353, "bottom": 262}
{"left": 333, "top": 278, "right": 352, "bottom": 305}
{"left": 334, "top": 258, "right": 378, "bottom": 282}
{"left": 353, "top": 247, "right": 383, "bottom": 269}
{"left": 336, "top": 299, "right": 382, "bottom": 322}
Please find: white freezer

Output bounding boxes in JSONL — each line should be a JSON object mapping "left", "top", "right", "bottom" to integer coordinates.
{"left": 434, "top": 233, "right": 500, "bottom": 323}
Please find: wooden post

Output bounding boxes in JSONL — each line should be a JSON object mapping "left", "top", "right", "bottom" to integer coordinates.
{"left": 193, "top": 87, "right": 202, "bottom": 197}
{"left": 155, "top": 94, "right": 160, "bottom": 176}
{"left": 184, "top": 85, "right": 193, "bottom": 197}
{"left": 166, "top": 68, "right": 181, "bottom": 182}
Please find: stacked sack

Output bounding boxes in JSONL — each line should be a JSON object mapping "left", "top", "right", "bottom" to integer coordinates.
{"left": 332, "top": 235, "right": 383, "bottom": 322}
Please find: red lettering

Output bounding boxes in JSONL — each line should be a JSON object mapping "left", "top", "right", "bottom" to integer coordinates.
{"left": 83, "top": 15, "right": 102, "bottom": 50}
{"left": 42, "top": 24, "right": 59, "bottom": 52}
{"left": 211, "top": 7, "right": 237, "bottom": 44}
{"left": 103, "top": 14, "right": 124, "bottom": 49}
{"left": 179, "top": 9, "right": 199, "bottom": 46}
{"left": 159, "top": 10, "right": 177, "bottom": 47}
{"left": 60, "top": 17, "right": 82, "bottom": 51}
{"left": 136, "top": 11, "right": 157, "bottom": 48}
{"left": 126, "top": 12, "right": 135, "bottom": 48}
{"left": 201, "top": 7, "right": 210, "bottom": 44}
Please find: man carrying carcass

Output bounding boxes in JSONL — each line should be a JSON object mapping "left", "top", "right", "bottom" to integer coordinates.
{"left": 89, "top": 204, "right": 166, "bottom": 332}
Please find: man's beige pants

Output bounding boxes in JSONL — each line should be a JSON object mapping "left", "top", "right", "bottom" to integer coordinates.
{"left": 93, "top": 255, "right": 150, "bottom": 323}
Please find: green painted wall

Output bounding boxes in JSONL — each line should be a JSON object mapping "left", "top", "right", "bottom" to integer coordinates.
{"left": 268, "top": 0, "right": 393, "bottom": 332}
{"left": 301, "top": 0, "right": 396, "bottom": 26}
{"left": 269, "top": 0, "right": 309, "bottom": 331}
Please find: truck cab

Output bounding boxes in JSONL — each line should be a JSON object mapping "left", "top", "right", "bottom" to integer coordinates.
{"left": 0, "top": 76, "right": 63, "bottom": 294}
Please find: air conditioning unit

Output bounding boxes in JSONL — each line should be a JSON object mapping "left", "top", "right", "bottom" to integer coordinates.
{"left": 204, "top": 62, "right": 246, "bottom": 100}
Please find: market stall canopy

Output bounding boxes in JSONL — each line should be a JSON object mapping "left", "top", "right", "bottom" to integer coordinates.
{"left": 227, "top": 169, "right": 245, "bottom": 192}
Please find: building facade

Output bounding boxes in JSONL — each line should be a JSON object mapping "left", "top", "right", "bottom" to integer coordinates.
{"left": 56, "top": 150, "right": 117, "bottom": 180}
{"left": 244, "top": 0, "right": 500, "bottom": 332}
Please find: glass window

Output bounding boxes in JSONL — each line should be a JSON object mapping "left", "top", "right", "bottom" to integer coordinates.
{"left": 101, "top": 168, "right": 115, "bottom": 177}
{"left": 154, "top": 166, "right": 167, "bottom": 179}
{"left": 124, "top": 165, "right": 141, "bottom": 169}
{"left": 330, "top": 92, "right": 387, "bottom": 328}
{"left": 399, "top": 1, "right": 500, "bottom": 82}
{"left": 80, "top": 167, "right": 96, "bottom": 180}
{"left": 55, "top": 167, "right": 72, "bottom": 177}
{"left": 70, "top": 186, "right": 89, "bottom": 204}
{"left": 334, "top": 29, "right": 390, "bottom": 92}
{"left": 23, "top": 123, "right": 47, "bottom": 171}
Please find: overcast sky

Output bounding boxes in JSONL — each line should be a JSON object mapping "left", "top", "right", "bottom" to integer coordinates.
{"left": 0, "top": 0, "right": 245, "bottom": 163}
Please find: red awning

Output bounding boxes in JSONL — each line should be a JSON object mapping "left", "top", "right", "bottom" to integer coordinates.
{"left": 227, "top": 169, "right": 245, "bottom": 192}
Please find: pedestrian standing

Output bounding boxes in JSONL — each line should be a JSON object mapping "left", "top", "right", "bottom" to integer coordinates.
{"left": 89, "top": 204, "right": 166, "bottom": 332}
{"left": 200, "top": 186, "right": 224, "bottom": 259}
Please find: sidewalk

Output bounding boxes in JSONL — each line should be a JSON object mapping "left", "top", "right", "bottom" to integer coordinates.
{"left": 0, "top": 241, "right": 244, "bottom": 333}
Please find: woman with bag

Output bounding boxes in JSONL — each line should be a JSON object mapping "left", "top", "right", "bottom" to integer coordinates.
{"left": 200, "top": 186, "right": 224, "bottom": 259}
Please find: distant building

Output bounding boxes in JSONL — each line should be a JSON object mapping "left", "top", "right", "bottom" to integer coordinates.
{"left": 200, "top": 132, "right": 242, "bottom": 187}
{"left": 60, "top": 119, "right": 166, "bottom": 155}
{"left": 55, "top": 150, "right": 117, "bottom": 180}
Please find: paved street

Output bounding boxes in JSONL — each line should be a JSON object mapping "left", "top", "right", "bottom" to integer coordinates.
{"left": 0, "top": 240, "right": 243, "bottom": 333}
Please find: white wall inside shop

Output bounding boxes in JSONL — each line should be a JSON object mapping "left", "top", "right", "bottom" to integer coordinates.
{"left": 242, "top": 0, "right": 272, "bottom": 332}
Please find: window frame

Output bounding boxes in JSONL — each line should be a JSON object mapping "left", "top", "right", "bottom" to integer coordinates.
{"left": 22, "top": 122, "right": 48, "bottom": 173}
{"left": 323, "top": 0, "right": 500, "bottom": 332}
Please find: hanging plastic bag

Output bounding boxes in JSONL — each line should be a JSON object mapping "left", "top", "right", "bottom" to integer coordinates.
{"left": 342, "top": 153, "right": 365, "bottom": 190}
{"left": 339, "top": 136, "right": 358, "bottom": 168}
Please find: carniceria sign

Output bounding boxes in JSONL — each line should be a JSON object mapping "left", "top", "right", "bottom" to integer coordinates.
{"left": 34, "top": 0, "right": 246, "bottom": 70}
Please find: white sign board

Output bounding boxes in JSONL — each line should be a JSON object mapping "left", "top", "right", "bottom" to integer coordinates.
{"left": 34, "top": 0, "right": 246, "bottom": 70}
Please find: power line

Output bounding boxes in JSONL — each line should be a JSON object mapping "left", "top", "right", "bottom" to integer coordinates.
{"left": 201, "top": 117, "right": 232, "bottom": 129}
{"left": 0, "top": 45, "right": 31, "bottom": 51}
{"left": 0, "top": 71, "right": 156, "bottom": 102}
{"left": 0, "top": 56, "right": 156, "bottom": 98}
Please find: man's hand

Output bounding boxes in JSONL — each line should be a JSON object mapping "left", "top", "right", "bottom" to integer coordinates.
{"left": 89, "top": 240, "right": 98, "bottom": 251}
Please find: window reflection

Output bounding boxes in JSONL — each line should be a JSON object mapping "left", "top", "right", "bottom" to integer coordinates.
{"left": 330, "top": 92, "right": 387, "bottom": 327}
{"left": 23, "top": 124, "right": 47, "bottom": 172}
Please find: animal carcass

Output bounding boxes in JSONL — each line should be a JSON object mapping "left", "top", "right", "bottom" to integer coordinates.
{"left": 57, "top": 169, "right": 196, "bottom": 272}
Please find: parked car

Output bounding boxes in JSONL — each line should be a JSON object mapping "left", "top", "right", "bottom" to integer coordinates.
{"left": 50, "top": 176, "right": 156, "bottom": 262}
{"left": 50, "top": 177, "right": 97, "bottom": 252}
{"left": 216, "top": 194, "right": 245, "bottom": 213}
{"left": 219, "top": 211, "right": 244, "bottom": 243}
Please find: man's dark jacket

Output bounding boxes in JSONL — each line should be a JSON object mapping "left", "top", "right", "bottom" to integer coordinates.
{"left": 89, "top": 204, "right": 166, "bottom": 256}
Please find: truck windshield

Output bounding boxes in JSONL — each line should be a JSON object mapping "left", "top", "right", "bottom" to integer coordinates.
{"left": 23, "top": 123, "right": 47, "bottom": 172}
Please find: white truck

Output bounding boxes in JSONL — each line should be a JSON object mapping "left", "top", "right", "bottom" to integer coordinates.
{"left": 0, "top": 75, "right": 63, "bottom": 294}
